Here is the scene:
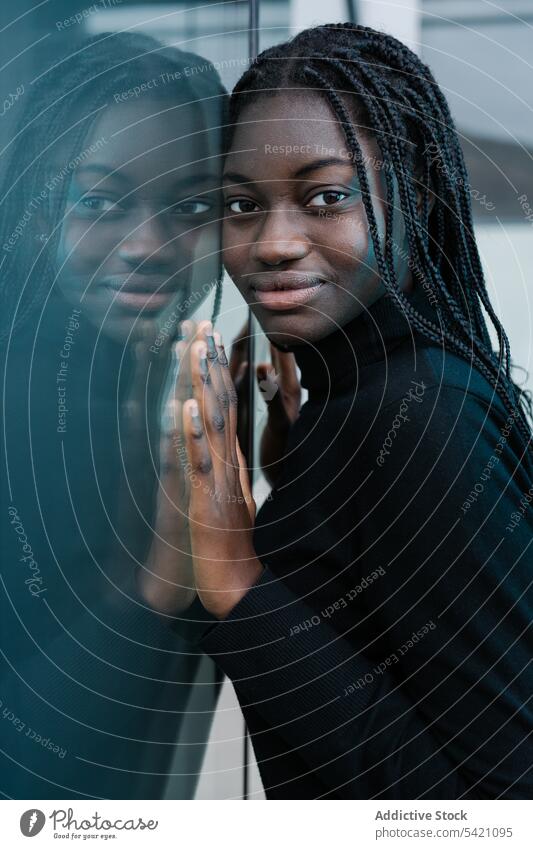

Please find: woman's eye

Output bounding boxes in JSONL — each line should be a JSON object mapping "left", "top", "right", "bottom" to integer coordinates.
{"left": 226, "top": 198, "right": 260, "bottom": 215}
{"left": 307, "top": 190, "right": 350, "bottom": 208}
{"left": 173, "top": 199, "right": 213, "bottom": 215}
{"left": 78, "top": 196, "right": 119, "bottom": 213}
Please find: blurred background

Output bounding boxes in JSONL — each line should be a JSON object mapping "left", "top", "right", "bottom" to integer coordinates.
{"left": 0, "top": 0, "right": 531, "bottom": 800}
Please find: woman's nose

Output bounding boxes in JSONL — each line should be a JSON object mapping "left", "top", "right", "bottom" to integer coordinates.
{"left": 251, "top": 208, "right": 310, "bottom": 266}
{"left": 117, "top": 211, "right": 176, "bottom": 267}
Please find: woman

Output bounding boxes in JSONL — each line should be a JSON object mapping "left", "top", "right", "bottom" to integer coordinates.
{"left": 180, "top": 24, "right": 533, "bottom": 799}
{"left": 1, "top": 31, "right": 225, "bottom": 798}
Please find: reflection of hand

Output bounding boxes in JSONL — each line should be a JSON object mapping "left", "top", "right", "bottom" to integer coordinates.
{"left": 110, "top": 332, "right": 164, "bottom": 591}
{"left": 183, "top": 324, "right": 263, "bottom": 621}
{"left": 137, "top": 320, "right": 210, "bottom": 615}
{"left": 230, "top": 322, "right": 301, "bottom": 487}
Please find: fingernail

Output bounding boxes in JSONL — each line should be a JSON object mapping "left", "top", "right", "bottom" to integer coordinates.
{"left": 199, "top": 345, "right": 209, "bottom": 381}
{"left": 206, "top": 331, "right": 217, "bottom": 358}
{"left": 179, "top": 320, "right": 191, "bottom": 340}
{"left": 213, "top": 331, "right": 227, "bottom": 365}
{"left": 189, "top": 399, "right": 201, "bottom": 429}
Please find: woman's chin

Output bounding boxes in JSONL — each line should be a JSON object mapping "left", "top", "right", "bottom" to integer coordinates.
{"left": 90, "top": 312, "right": 160, "bottom": 345}
{"left": 256, "top": 309, "right": 337, "bottom": 350}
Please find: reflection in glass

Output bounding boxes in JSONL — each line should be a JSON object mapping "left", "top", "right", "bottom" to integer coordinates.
{"left": 0, "top": 24, "right": 230, "bottom": 799}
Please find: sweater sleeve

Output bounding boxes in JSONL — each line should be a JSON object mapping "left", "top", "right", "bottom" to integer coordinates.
{"left": 168, "top": 593, "right": 220, "bottom": 645}
{"left": 199, "top": 386, "right": 533, "bottom": 799}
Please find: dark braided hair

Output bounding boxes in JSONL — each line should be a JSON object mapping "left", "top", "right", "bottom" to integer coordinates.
{"left": 227, "top": 22, "right": 533, "bottom": 465}
{"left": 0, "top": 31, "right": 227, "bottom": 343}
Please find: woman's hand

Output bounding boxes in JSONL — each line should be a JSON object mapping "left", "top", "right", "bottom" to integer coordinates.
{"left": 137, "top": 321, "right": 204, "bottom": 615}
{"left": 230, "top": 322, "right": 301, "bottom": 487}
{"left": 183, "top": 323, "right": 264, "bottom": 620}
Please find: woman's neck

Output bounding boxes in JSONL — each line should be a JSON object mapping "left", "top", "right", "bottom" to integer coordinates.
{"left": 287, "top": 286, "right": 438, "bottom": 398}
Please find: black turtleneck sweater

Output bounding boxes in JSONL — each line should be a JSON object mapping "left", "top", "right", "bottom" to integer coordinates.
{"left": 196, "top": 285, "right": 533, "bottom": 799}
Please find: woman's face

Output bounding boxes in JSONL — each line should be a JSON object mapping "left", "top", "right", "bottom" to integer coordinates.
{"left": 222, "top": 91, "right": 412, "bottom": 348}
{"left": 53, "top": 97, "right": 222, "bottom": 341}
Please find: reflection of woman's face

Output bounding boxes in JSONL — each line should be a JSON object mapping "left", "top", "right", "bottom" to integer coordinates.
{"left": 222, "top": 91, "right": 412, "bottom": 348}
{"left": 53, "top": 97, "right": 221, "bottom": 341}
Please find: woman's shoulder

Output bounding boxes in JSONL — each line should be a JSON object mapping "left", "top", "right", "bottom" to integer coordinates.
{"left": 349, "top": 337, "right": 530, "bottom": 484}
{"left": 379, "top": 334, "right": 512, "bottom": 423}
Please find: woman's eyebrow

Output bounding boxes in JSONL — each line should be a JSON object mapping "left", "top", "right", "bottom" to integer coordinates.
{"left": 294, "top": 157, "right": 352, "bottom": 178}
{"left": 73, "top": 164, "right": 127, "bottom": 181}
{"left": 222, "top": 172, "right": 254, "bottom": 186}
{"left": 72, "top": 166, "right": 220, "bottom": 196}
{"left": 171, "top": 173, "right": 220, "bottom": 190}
{"left": 223, "top": 157, "right": 354, "bottom": 187}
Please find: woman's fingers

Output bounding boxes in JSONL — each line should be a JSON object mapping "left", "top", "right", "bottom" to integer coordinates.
{"left": 189, "top": 335, "right": 236, "bottom": 479}
{"left": 182, "top": 397, "right": 214, "bottom": 501}
{"left": 173, "top": 339, "right": 192, "bottom": 403}
{"left": 176, "top": 318, "right": 211, "bottom": 400}
{"left": 206, "top": 325, "right": 239, "bottom": 467}
{"left": 204, "top": 324, "right": 232, "bottom": 444}
{"left": 190, "top": 339, "right": 222, "bottom": 450}
{"left": 213, "top": 330, "right": 240, "bottom": 459}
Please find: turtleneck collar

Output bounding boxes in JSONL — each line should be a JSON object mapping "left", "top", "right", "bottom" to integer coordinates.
{"left": 285, "top": 285, "right": 437, "bottom": 398}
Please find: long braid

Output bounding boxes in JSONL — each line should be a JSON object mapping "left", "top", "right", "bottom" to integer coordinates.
{"left": 225, "top": 23, "right": 532, "bottom": 464}
{"left": 305, "top": 67, "right": 488, "bottom": 365}
{"left": 321, "top": 61, "right": 531, "bottom": 453}
{"left": 337, "top": 59, "right": 500, "bottom": 372}
{"left": 367, "top": 38, "right": 514, "bottom": 374}
{"left": 324, "top": 50, "right": 522, "bottom": 432}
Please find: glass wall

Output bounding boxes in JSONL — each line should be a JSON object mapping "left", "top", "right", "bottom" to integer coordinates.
{"left": 0, "top": 0, "right": 253, "bottom": 801}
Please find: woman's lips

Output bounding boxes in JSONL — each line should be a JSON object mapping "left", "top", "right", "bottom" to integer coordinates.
{"left": 109, "top": 290, "right": 174, "bottom": 311}
{"left": 102, "top": 279, "right": 178, "bottom": 312}
{"left": 249, "top": 274, "right": 327, "bottom": 312}
{"left": 252, "top": 282, "right": 324, "bottom": 310}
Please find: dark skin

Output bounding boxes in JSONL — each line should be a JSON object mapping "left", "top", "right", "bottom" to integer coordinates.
{"left": 53, "top": 97, "right": 221, "bottom": 342}
{"left": 222, "top": 91, "right": 413, "bottom": 348}
{"left": 183, "top": 91, "right": 424, "bottom": 620}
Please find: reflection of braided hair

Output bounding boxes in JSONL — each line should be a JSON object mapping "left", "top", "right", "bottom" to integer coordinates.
{"left": 228, "top": 23, "right": 532, "bottom": 463}
{"left": 0, "top": 32, "right": 226, "bottom": 341}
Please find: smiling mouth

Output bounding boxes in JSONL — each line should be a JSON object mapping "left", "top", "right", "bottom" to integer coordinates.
{"left": 249, "top": 273, "right": 328, "bottom": 311}
{"left": 108, "top": 290, "right": 176, "bottom": 311}
{"left": 101, "top": 277, "right": 180, "bottom": 312}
